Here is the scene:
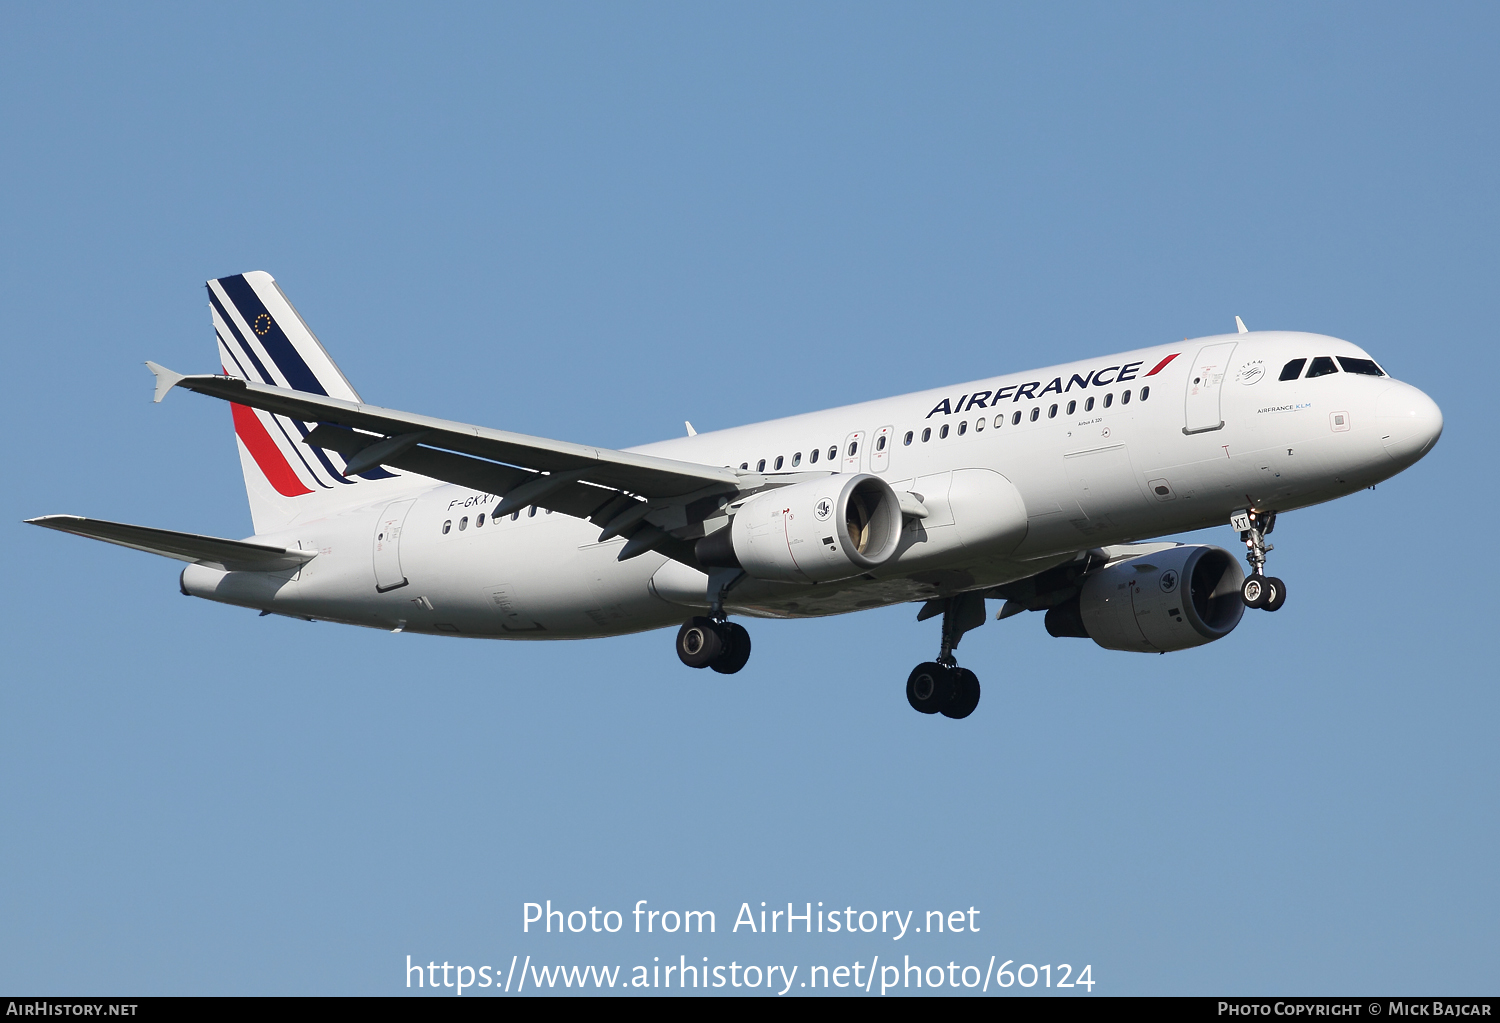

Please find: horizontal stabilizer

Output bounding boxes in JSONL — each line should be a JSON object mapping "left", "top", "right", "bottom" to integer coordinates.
{"left": 26, "top": 515, "right": 317, "bottom": 572}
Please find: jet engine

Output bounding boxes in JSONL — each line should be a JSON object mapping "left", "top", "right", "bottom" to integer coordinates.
{"left": 700, "top": 473, "right": 904, "bottom": 583}
{"left": 1044, "top": 545, "right": 1245, "bottom": 653}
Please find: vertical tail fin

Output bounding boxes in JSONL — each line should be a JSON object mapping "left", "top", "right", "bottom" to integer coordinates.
{"left": 208, "top": 272, "right": 407, "bottom": 534}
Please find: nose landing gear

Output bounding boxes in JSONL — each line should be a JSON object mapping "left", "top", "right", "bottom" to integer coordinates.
{"left": 1233, "top": 508, "right": 1287, "bottom": 611}
{"left": 905, "top": 592, "right": 985, "bottom": 719}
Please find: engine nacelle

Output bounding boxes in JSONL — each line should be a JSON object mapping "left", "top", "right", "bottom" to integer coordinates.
{"left": 1045, "top": 545, "right": 1245, "bottom": 653}
{"left": 726, "top": 473, "right": 903, "bottom": 583}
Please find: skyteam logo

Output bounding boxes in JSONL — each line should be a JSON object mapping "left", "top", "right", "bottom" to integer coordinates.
{"left": 924, "top": 353, "right": 1180, "bottom": 418}
{"left": 814, "top": 498, "right": 833, "bottom": 521}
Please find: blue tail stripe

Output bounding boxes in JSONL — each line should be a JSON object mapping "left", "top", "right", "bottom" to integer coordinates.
{"left": 214, "top": 323, "right": 395, "bottom": 485}
{"left": 208, "top": 288, "right": 274, "bottom": 386}
{"left": 215, "top": 325, "right": 339, "bottom": 489}
{"left": 214, "top": 274, "right": 328, "bottom": 396}
{"left": 211, "top": 275, "right": 397, "bottom": 484}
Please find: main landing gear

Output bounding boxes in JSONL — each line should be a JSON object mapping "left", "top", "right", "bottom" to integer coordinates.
{"left": 906, "top": 592, "right": 985, "bottom": 719}
{"left": 674, "top": 567, "right": 752, "bottom": 674}
{"left": 1234, "top": 508, "right": 1287, "bottom": 612}
{"left": 676, "top": 617, "right": 751, "bottom": 674}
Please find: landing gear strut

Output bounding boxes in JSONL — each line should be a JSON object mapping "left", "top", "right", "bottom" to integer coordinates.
{"left": 906, "top": 592, "right": 985, "bottom": 718}
{"left": 1234, "top": 508, "right": 1287, "bottom": 612}
{"left": 675, "top": 568, "right": 752, "bottom": 674}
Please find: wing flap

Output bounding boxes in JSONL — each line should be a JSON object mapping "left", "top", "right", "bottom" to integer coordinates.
{"left": 166, "top": 373, "right": 740, "bottom": 499}
{"left": 303, "top": 425, "right": 629, "bottom": 521}
{"left": 27, "top": 515, "right": 317, "bottom": 572}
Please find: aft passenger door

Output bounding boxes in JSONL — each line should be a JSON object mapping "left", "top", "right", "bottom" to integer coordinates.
{"left": 373, "top": 498, "right": 417, "bottom": 592}
{"left": 1183, "top": 342, "right": 1237, "bottom": 434}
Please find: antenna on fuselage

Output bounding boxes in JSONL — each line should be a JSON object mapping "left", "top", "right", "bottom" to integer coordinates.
{"left": 1235, "top": 316, "right": 1249, "bottom": 334}
{"left": 685, "top": 421, "right": 698, "bottom": 437}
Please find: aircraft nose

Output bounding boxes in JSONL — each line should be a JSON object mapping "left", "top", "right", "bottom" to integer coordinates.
{"left": 1375, "top": 382, "right": 1443, "bottom": 466}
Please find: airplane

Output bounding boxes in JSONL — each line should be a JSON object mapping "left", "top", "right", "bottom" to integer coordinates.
{"left": 28, "top": 273, "right": 1443, "bottom": 719}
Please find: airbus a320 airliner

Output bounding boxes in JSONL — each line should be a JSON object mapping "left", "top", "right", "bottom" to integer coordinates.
{"left": 30, "top": 273, "right": 1443, "bottom": 719}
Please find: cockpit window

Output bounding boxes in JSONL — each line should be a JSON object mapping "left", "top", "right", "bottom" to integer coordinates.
{"left": 1337, "top": 356, "right": 1385, "bottom": 377}
{"left": 1305, "top": 356, "right": 1339, "bottom": 378}
{"left": 1279, "top": 358, "right": 1306, "bottom": 381}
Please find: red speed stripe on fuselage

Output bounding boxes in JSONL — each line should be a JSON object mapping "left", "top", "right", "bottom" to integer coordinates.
{"left": 230, "top": 402, "right": 313, "bottom": 497}
{"left": 1144, "top": 353, "right": 1180, "bottom": 376}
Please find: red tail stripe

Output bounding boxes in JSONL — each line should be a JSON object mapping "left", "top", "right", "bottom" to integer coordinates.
{"left": 1144, "top": 353, "right": 1180, "bottom": 376}
{"left": 231, "top": 402, "right": 313, "bottom": 497}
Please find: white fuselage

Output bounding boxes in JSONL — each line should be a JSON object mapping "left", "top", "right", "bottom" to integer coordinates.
{"left": 181, "top": 331, "right": 1442, "bottom": 638}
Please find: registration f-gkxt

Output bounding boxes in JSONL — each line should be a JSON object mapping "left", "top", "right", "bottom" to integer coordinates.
{"left": 30, "top": 274, "right": 1443, "bottom": 718}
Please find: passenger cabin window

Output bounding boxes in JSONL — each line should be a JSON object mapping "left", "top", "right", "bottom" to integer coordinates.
{"left": 876, "top": 435, "right": 887, "bottom": 451}
{"left": 792, "top": 452, "right": 802, "bottom": 466}
{"left": 1048, "top": 404, "right": 1058, "bottom": 418}
{"left": 903, "top": 431, "right": 913, "bottom": 445}
{"left": 1029, "top": 407, "right": 1039, "bottom": 422}
{"left": 528, "top": 506, "right": 537, "bottom": 517}
{"left": 975, "top": 417, "right": 985, "bottom": 431}
{"left": 1306, "top": 356, "right": 1339, "bottom": 378}
{"left": 442, "top": 520, "right": 451, "bottom": 534}
{"left": 1084, "top": 397, "right": 1094, "bottom": 412}
{"left": 827, "top": 446, "right": 837, "bottom": 461}
{"left": 1338, "top": 357, "right": 1385, "bottom": 377}
{"left": 1012, "top": 411, "right": 1022, "bottom": 425}
{"left": 993, "top": 414, "right": 1004, "bottom": 428}
{"left": 459, "top": 516, "right": 468, "bottom": 530}
{"left": 476, "top": 513, "right": 485, "bottom": 527}
{"left": 809, "top": 450, "right": 819, "bottom": 464}
{"left": 957, "top": 421, "right": 967, "bottom": 435}
{"left": 1066, "top": 400, "right": 1076, "bottom": 415}
{"left": 1279, "top": 358, "right": 1307, "bottom": 381}
{"left": 1140, "top": 385, "right": 1150, "bottom": 401}
{"left": 1121, "top": 389, "right": 1131, "bottom": 404}
{"left": 848, "top": 441, "right": 858, "bottom": 456}
{"left": 921, "top": 427, "right": 931, "bottom": 442}
{"left": 757, "top": 459, "right": 766, "bottom": 472}
{"left": 1103, "top": 393, "right": 1113, "bottom": 408}
{"left": 939, "top": 424, "right": 949, "bottom": 439}
{"left": 774, "top": 455, "right": 784, "bottom": 470}
{"left": 740, "top": 462, "right": 749, "bottom": 469}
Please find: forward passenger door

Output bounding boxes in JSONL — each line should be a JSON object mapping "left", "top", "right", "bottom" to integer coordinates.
{"left": 1183, "top": 342, "right": 1237, "bottom": 434}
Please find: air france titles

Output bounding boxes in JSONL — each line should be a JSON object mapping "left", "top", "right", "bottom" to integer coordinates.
{"left": 923, "top": 356, "right": 1176, "bottom": 420}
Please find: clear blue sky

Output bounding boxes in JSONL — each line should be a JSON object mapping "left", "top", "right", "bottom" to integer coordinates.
{"left": 2, "top": 2, "right": 1495, "bottom": 996}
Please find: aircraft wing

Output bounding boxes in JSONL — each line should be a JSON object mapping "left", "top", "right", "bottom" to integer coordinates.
{"left": 26, "top": 515, "right": 317, "bottom": 572}
{"left": 146, "top": 364, "right": 748, "bottom": 561}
